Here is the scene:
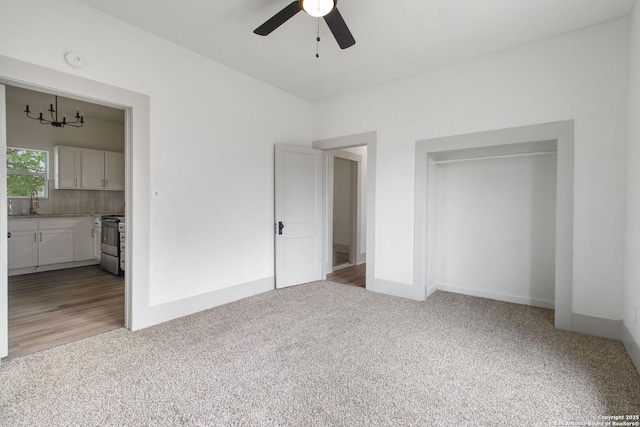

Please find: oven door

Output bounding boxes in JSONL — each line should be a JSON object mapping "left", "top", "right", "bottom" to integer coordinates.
{"left": 100, "top": 252, "right": 120, "bottom": 275}
{"left": 101, "top": 219, "right": 119, "bottom": 256}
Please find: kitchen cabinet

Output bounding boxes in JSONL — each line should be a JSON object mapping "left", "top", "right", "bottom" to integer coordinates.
{"left": 80, "top": 149, "right": 105, "bottom": 190}
{"left": 7, "top": 217, "right": 96, "bottom": 272}
{"left": 7, "top": 221, "right": 38, "bottom": 269}
{"left": 54, "top": 146, "right": 81, "bottom": 189}
{"left": 104, "top": 152, "right": 125, "bottom": 190}
{"left": 54, "top": 146, "right": 124, "bottom": 191}
{"left": 8, "top": 219, "right": 71, "bottom": 269}
{"left": 70, "top": 216, "right": 95, "bottom": 261}
{"left": 38, "top": 229, "right": 73, "bottom": 266}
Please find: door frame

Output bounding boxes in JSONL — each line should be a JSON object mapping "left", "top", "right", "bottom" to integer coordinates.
{"left": 0, "top": 84, "right": 7, "bottom": 358}
{"left": 0, "top": 55, "right": 150, "bottom": 358}
{"left": 313, "top": 131, "right": 376, "bottom": 291}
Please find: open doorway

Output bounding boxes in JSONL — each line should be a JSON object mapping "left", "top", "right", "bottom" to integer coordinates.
{"left": 332, "top": 157, "right": 356, "bottom": 269}
{"left": 0, "top": 57, "right": 147, "bottom": 360}
{"left": 3, "top": 85, "right": 126, "bottom": 360}
{"left": 326, "top": 147, "right": 367, "bottom": 288}
{"left": 274, "top": 131, "right": 376, "bottom": 293}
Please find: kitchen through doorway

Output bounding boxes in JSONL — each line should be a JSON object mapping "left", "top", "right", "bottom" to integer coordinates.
{"left": 3, "top": 85, "right": 126, "bottom": 360}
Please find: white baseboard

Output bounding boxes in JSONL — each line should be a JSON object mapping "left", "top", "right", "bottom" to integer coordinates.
{"left": 426, "top": 285, "right": 438, "bottom": 298}
{"left": 571, "top": 313, "right": 621, "bottom": 341}
{"left": 135, "top": 276, "right": 274, "bottom": 331}
{"left": 8, "top": 259, "right": 100, "bottom": 276}
{"left": 622, "top": 322, "right": 640, "bottom": 373}
{"left": 435, "top": 284, "right": 628, "bottom": 342}
{"left": 373, "top": 278, "right": 424, "bottom": 301}
{"left": 436, "top": 283, "right": 555, "bottom": 309}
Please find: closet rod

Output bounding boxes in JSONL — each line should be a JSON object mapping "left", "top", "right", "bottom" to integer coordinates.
{"left": 432, "top": 150, "right": 557, "bottom": 165}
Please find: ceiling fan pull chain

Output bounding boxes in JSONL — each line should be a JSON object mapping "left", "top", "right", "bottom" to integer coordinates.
{"left": 316, "top": 17, "right": 320, "bottom": 58}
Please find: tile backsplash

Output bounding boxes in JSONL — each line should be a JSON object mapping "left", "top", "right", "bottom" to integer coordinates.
{"left": 8, "top": 180, "right": 124, "bottom": 216}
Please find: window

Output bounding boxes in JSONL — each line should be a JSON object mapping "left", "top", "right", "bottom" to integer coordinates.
{"left": 7, "top": 147, "right": 48, "bottom": 198}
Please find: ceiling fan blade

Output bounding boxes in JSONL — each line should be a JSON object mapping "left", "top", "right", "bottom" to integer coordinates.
{"left": 323, "top": 7, "right": 355, "bottom": 49}
{"left": 254, "top": 1, "right": 302, "bottom": 36}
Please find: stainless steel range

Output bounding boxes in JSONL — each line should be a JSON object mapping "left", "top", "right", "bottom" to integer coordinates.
{"left": 100, "top": 215, "right": 125, "bottom": 275}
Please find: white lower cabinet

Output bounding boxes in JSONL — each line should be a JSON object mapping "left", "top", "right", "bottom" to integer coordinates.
{"left": 38, "top": 229, "right": 74, "bottom": 266}
{"left": 8, "top": 217, "right": 95, "bottom": 272}
{"left": 69, "top": 216, "right": 94, "bottom": 262}
{"left": 7, "top": 230, "right": 38, "bottom": 269}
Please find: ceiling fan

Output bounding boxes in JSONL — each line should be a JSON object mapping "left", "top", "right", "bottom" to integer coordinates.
{"left": 254, "top": 0, "right": 356, "bottom": 50}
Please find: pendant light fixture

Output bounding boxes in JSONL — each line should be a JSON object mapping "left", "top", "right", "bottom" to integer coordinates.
{"left": 24, "top": 95, "right": 85, "bottom": 128}
{"left": 301, "top": 0, "right": 336, "bottom": 17}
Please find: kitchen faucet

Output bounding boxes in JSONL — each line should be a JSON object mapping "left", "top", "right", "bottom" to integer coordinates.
{"left": 29, "top": 189, "right": 39, "bottom": 215}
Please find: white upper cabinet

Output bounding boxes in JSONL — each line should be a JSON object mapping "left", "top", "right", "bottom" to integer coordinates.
{"left": 80, "top": 149, "right": 106, "bottom": 190}
{"left": 54, "top": 146, "right": 81, "bottom": 189}
{"left": 54, "top": 146, "right": 124, "bottom": 191}
{"left": 104, "top": 151, "right": 125, "bottom": 191}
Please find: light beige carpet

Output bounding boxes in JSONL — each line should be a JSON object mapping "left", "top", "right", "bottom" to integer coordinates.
{"left": 1, "top": 282, "right": 639, "bottom": 426}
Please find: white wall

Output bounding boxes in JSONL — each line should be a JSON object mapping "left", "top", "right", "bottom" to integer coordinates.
{"left": 436, "top": 153, "right": 557, "bottom": 308}
{"left": 312, "top": 18, "right": 629, "bottom": 321}
{"left": 0, "top": 0, "right": 311, "bottom": 327}
{"left": 333, "top": 157, "right": 352, "bottom": 249}
{"left": 624, "top": 3, "right": 640, "bottom": 360}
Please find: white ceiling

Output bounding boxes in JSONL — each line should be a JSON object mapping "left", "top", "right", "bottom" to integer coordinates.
{"left": 75, "top": 0, "right": 636, "bottom": 102}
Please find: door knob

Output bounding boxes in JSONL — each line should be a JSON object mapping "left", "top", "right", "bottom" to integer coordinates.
{"left": 278, "top": 221, "right": 284, "bottom": 235}
{"left": 7, "top": 232, "right": 11, "bottom": 238}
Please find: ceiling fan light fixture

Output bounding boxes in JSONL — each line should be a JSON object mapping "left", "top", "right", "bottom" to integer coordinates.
{"left": 254, "top": 0, "right": 355, "bottom": 50}
{"left": 301, "top": 0, "right": 336, "bottom": 17}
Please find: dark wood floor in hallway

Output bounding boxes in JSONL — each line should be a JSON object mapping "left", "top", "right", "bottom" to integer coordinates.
{"left": 5, "top": 265, "right": 124, "bottom": 360}
{"left": 332, "top": 250, "right": 350, "bottom": 267}
{"left": 326, "top": 263, "right": 366, "bottom": 288}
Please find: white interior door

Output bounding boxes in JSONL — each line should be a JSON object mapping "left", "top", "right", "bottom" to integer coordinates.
{"left": 275, "top": 144, "right": 323, "bottom": 288}
{"left": 1, "top": 84, "right": 8, "bottom": 359}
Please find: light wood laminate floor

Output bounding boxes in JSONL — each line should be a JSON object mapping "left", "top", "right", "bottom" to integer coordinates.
{"left": 5, "top": 265, "right": 124, "bottom": 361}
